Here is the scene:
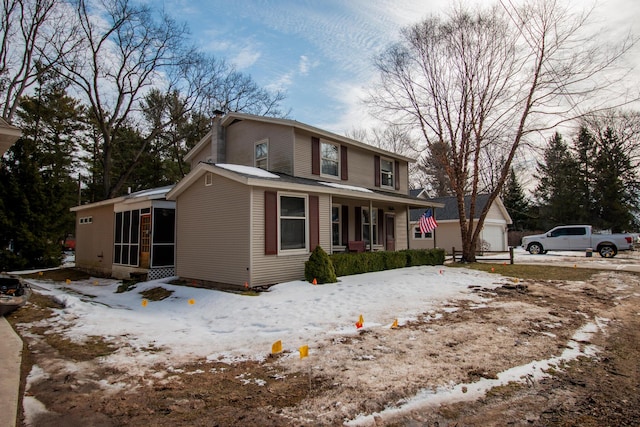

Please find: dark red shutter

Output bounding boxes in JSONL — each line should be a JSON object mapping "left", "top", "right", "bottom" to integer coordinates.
{"left": 374, "top": 155, "right": 380, "bottom": 187}
{"left": 394, "top": 161, "right": 400, "bottom": 190}
{"left": 355, "top": 206, "right": 362, "bottom": 241}
{"left": 341, "top": 205, "right": 349, "bottom": 245}
{"left": 341, "top": 146, "right": 348, "bottom": 180}
{"left": 312, "top": 137, "right": 320, "bottom": 175}
{"left": 264, "top": 191, "right": 277, "bottom": 255}
{"left": 309, "top": 195, "right": 319, "bottom": 251}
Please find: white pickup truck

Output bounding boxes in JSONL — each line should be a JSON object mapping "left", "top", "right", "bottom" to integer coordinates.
{"left": 521, "top": 225, "right": 634, "bottom": 258}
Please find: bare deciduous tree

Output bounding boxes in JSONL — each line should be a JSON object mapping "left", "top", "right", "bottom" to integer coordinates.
{"left": 0, "top": 0, "right": 80, "bottom": 122}
{"left": 369, "top": 1, "right": 636, "bottom": 261}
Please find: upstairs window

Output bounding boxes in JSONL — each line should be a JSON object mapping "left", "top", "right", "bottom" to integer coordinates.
{"left": 321, "top": 141, "right": 339, "bottom": 177}
{"left": 380, "top": 158, "right": 394, "bottom": 188}
{"left": 255, "top": 140, "right": 268, "bottom": 169}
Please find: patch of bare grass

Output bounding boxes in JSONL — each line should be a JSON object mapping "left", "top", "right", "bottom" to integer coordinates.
{"left": 139, "top": 286, "right": 173, "bottom": 301}
{"left": 453, "top": 263, "right": 600, "bottom": 281}
{"left": 42, "top": 334, "right": 117, "bottom": 361}
{"left": 20, "top": 267, "right": 93, "bottom": 281}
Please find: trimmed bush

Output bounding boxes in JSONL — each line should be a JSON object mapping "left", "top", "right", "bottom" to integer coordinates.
{"left": 304, "top": 246, "right": 337, "bottom": 284}
{"left": 383, "top": 251, "right": 407, "bottom": 270}
{"left": 402, "top": 248, "right": 446, "bottom": 266}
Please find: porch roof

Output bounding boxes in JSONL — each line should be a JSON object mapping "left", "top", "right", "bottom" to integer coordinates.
{"left": 167, "top": 162, "right": 444, "bottom": 210}
{"left": 71, "top": 185, "right": 175, "bottom": 212}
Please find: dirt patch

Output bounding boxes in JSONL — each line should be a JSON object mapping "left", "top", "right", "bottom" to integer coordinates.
{"left": 9, "top": 269, "right": 640, "bottom": 426}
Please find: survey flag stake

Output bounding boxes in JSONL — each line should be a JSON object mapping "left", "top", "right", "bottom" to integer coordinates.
{"left": 312, "top": 278, "right": 317, "bottom": 285}
{"left": 188, "top": 298, "right": 195, "bottom": 305}
{"left": 391, "top": 319, "right": 399, "bottom": 329}
{"left": 299, "top": 345, "right": 309, "bottom": 359}
{"left": 355, "top": 314, "right": 364, "bottom": 329}
{"left": 141, "top": 299, "right": 148, "bottom": 307}
{"left": 272, "top": 340, "right": 283, "bottom": 354}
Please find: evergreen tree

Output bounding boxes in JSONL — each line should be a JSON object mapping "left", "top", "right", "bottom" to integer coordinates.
{"left": 573, "top": 126, "right": 597, "bottom": 224}
{"left": 419, "top": 141, "right": 453, "bottom": 197}
{"left": 535, "top": 132, "right": 582, "bottom": 228}
{"left": 502, "top": 168, "right": 531, "bottom": 230}
{"left": 0, "top": 80, "right": 84, "bottom": 270}
{"left": 592, "top": 127, "right": 639, "bottom": 232}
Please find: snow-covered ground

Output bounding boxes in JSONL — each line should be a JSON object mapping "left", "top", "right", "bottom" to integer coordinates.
{"left": 25, "top": 266, "right": 505, "bottom": 367}
{"left": 18, "top": 250, "right": 634, "bottom": 425}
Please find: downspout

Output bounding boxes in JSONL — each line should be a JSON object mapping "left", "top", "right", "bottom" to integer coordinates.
{"left": 406, "top": 205, "right": 411, "bottom": 249}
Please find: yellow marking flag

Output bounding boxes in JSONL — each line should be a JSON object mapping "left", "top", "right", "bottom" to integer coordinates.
{"left": 299, "top": 345, "right": 309, "bottom": 359}
{"left": 188, "top": 298, "right": 195, "bottom": 305}
{"left": 391, "top": 319, "right": 399, "bottom": 329}
{"left": 141, "top": 299, "right": 148, "bottom": 307}
{"left": 272, "top": 340, "right": 282, "bottom": 354}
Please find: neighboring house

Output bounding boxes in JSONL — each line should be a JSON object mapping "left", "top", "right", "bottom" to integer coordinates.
{"left": 0, "top": 118, "right": 21, "bottom": 155}
{"left": 409, "top": 192, "right": 512, "bottom": 252}
{"left": 71, "top": 186, "right": 176, "bottom": 280}
{"left": 166, "top": 112, "right": 442, "bottom": 288}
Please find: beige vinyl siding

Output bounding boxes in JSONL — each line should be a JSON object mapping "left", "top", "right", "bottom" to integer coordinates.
{"left": 189, "top": 146, "right": 212, "bottom": 167}
{"left": 293, "top": 129, "right": 409, "bottom": 193}
{"left": 175, "top": 174, "right": 251, "bottom": 286}
{"left": 395, "top": 208, "right": 409, "bottom": 250}
{"left": 250, "top": 189, "right": 331, "bottom": 286}
{"left": 74, "top": 204, "right": 114, "bottom": 276}
{"left": 226, "top": 120, "right": 294, "bottom": 174}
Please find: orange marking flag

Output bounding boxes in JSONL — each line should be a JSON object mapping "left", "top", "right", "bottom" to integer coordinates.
{"left": 299, "top": 345, "right": 309, "bottom": 359}
{"left": 272, "top": 340, "right": 283, "bottom": 354}
{"left": 355, "top": 314, "right": 364, "bottom": 329}
{"left": 391, "top": 319, "right": 399, "bottom": 329}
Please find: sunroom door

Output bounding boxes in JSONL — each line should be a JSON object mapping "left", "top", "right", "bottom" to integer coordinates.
{"left": 140, "top": 214, "right": 151, "bottom": 268}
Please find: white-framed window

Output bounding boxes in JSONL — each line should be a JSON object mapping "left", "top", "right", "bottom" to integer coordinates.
{"left": 255, "top": 140, "right": 268, "bottom": 169}
{"left": 362, "top": 207, "right": 378, "bottom": 245}
{"left": 380, "top": 158, "right": 394, "bottom": 188}
{"left": 279, "top": 194, "right": 308, "bottom": 253}
{"left": 204, "top": 172, "right": 213, "bottom": 186}
{"left": 413, "top": 226, "right": 433, "bottom": 239}
{"left": 321, "top": 141, "right": 339, "bottom": 177}
{"left": 332, "top": 204, "right": 341, "bottom": 246}
{"left": 79, "top": 216, "right": 93, "bottom": 224}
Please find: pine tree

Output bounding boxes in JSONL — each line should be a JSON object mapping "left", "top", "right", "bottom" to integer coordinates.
{"left": 502, "top": 168, "right": 531, "bottom": 230}
{"left": 592, "top": 127, "right": 639, "bottom": 232}
{"left": 0, "top": 80, "right": 84, "bottom": 270}
{"left": 573, "top": 126, "right": 597, "bottom": 224}
{"left": 535, "top": 132, "right": 583, "bottom": 228}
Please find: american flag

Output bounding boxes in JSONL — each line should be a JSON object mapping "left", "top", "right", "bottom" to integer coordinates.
{"left": 419, "top": 208, "right": 438, "bottom": 234}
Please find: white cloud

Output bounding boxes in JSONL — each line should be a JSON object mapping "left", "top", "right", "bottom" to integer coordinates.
{"left": 232, "top": 45, "right": 261, "bottom": 70}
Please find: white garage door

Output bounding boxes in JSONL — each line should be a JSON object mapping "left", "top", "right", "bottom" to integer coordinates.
{"left": 481, "top": 224, "right": 507, "bottom": 252}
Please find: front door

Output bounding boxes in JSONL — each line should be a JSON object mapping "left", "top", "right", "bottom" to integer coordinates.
{"left": 385, "top": 214, "right": 395, "bottom": 251}
{"left": 140, "top": 214, "right": 151, "bottom": 268}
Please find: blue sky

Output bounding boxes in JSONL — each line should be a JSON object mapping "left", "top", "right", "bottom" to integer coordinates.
{"left": 160, "top": 0, "right": 640, "bottom": 135}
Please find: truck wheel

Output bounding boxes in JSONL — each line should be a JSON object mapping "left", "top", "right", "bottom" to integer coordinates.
{"left": 598, "top": 245, "right": 617, "bottom": 258}
{"left": 527, "top": 243, "right": 543, "bottom": 255}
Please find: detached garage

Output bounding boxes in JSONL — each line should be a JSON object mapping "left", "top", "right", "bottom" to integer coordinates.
{"left": 410, "top": 193, "right": 512, "bottom": 253}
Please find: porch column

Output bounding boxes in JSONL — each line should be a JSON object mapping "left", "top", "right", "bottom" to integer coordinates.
{"left": 369, "top": 199, "right": 374, "bottom": 251}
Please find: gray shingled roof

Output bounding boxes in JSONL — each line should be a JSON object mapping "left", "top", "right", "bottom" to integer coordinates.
{"left": 410, "top": 194, "right": 492, "bottom": 221}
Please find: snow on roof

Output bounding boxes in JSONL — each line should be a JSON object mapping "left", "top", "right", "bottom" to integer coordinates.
{"left": 216, "top": 163, "right": 280, "bottom": 178}
{"left": 320, "top": 182, "right": 374, "bottom": 193}
{"left": 126, "top": 185, "right": 174, "bottom": 199}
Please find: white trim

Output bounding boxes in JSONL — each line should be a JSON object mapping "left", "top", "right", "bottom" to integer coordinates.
{"left": 331, "top": 203, "right": 342, "bottom": 247}
{"left": 380, "top": 157, "right": 395, "bottom": 189}
{"left": 254, "top": 138, "right": 269, "bottom": 169}
{"left": 320, "top": 139, "right": 340, "bottom": 179}
{"left": 277, "top": 192, "right": 309, "bottom": 255}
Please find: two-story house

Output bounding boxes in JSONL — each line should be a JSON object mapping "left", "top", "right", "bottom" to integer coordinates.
{"left": 166, "top": 112, "right": 441, "bottom": 287}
